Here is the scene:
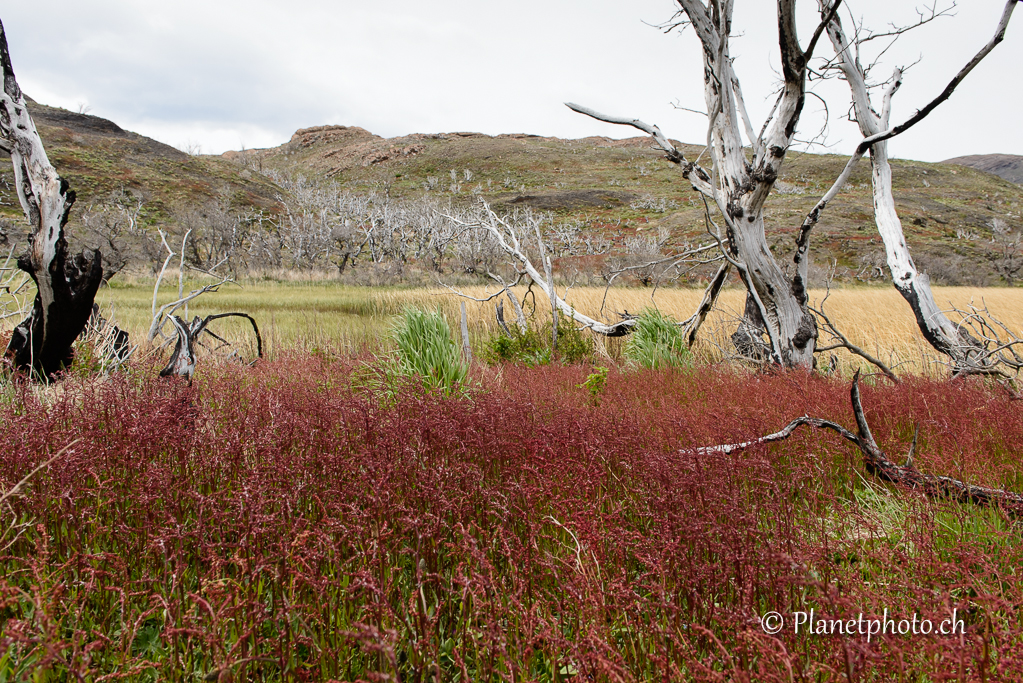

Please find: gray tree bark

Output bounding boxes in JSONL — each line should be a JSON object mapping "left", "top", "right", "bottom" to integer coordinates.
{"left": 663, "top": 0, "right": 844, "bottom": 368}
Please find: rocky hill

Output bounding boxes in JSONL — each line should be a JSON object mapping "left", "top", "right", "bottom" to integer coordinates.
{"left": 227, "top": 124, "right": 1023, "bottom": 286}
{"left": 1, "top": 100, "right": 1020, "bottom": 286}
{"left": 0, "top": 100, "right": 283, "bottom": 243}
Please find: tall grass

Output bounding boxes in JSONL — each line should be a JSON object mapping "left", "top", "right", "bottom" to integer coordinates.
{"left": 393, "top": 308, "right": 468, "bottom": 392}
{"left": 65, "top": 281, "right": 1023, "bottom": 376}
{"left": 623, "top": 308, "right": 691, "bottom": 369}
{"left": 5, "top": 278, "right": 1023, "bottom": 374}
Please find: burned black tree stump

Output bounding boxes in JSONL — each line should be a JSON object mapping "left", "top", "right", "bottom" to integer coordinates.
{"left": 0, "top": 19, "right": 104, "bottom": 379}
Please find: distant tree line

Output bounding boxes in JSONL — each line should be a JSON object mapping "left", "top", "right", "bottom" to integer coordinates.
{"left": 57, "top": 171, "right": 708, "bottom": 287}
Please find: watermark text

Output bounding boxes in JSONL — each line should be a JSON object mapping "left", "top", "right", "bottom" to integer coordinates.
{"left": 760, "top": 609, "right": 964, "bottom": 642}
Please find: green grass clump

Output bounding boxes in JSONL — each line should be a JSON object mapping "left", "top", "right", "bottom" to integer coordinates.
{"left": 393, "top": 308, "right": 467, "bottom": 393}
{"left": 623, "top": 308, "right": 691, "bottom": 369}
{"left": 484, "top": 312, "right": 594, "bottom": 366}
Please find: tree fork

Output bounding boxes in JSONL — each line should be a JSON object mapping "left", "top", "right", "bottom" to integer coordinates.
{"left": 160, "top": 312, "right": 263, "bottom": 381}
{"left": 0, "top": 19, "right": 104, "bottom": 379}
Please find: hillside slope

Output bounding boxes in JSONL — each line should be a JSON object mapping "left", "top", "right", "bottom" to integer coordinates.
{"left": 0, "top": 99, "right": 1018, "bottom": 286}
{"left": 225, "top": 125, "right": 1023, "bottom": 285}
{"left": 944, "top": 154, "right": 1023, "bottom": 185}
{"left": 0, "top": 101, "right": 283, "bottom": 241}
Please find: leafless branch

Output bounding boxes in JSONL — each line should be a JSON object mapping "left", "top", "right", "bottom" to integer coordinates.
{"left": 687, "top": 372, "right": 1023, "bottom": 515}
{"left": 810, "top": 291, "right": 900, "bottom": 383}
{"left": 565, "top": 102, "right": 713, "bottom": 195}
{"left": 850, "top": 0, "right": 1018, "bottom": 156}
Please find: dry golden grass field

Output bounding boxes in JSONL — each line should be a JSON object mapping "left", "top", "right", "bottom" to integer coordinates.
{"left": 6, "top": 278, "right": 1001, "bottom": 377}
{"left": 3, "top": 274, "right": 1021, "bottom": 376}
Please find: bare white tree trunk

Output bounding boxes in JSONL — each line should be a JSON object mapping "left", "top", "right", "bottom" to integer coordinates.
{"left": 0, "top": 19, "right": 103, "bottom": 378}
{"left": 574, "top": 3, "right": 845, "bottom": 367}
{"left": 670, "top": 0, "right": 846, "bottom": 368}
{"left": 822, "top": 0, "right": 1018, "bottom": 370}
{"left": 459, "top": 301, "right": 472, "bottom": 363}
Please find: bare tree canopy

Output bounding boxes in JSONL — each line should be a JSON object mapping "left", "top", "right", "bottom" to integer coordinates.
{"left": 820, "top": 0, "right": 1019, "bottom": 374}
{"left": 573, "top": 1, "right": 848, "bottom": 368}
{"left": 570, "top": 0, "right": 1018, "bottom": 373}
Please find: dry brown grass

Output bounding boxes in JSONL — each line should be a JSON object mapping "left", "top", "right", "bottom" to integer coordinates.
{"left": 454, "top": 284, "right": 1023, "bottom": 376}
{"left": 6, "top": 280, "right": 1023, "bottom": 376}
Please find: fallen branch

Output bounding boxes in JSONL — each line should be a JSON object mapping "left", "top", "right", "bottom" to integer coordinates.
{"left": 445, "top": 201, "right": 636, "bottom": 337}
{"left": 688, "top": 371, "right": 1023, "bottom": 515}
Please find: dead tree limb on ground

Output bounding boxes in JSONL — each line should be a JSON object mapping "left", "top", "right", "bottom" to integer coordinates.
{"left": 147, "top": 230, "right": 262, "bottom": 379}
{"left": 941, "top": 302, "right": 1023, "bottom": 387}
{"left": 0, "top": 20, "right": 103, "bottom": 379}
{"left": 446, "top": 200, "right": 723, "bottom": 338}
{"left": 446, "top": 201, "right": 635, "bottom": 336}
{"left": 688, "top": 371, "right": 1023, "bottom": 516}
{"left": 81, "top": 304, "right": 133, "bottom": 373}
{"left": 148, "top": 229, "right": 232, "bottom": 344}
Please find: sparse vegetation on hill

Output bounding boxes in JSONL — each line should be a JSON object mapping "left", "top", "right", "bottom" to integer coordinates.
{"left": 225, "top": 124, "right": 1023, "bottom": 287}
{"left": 1, "top": 103, "right": 1020, "bottom": 288}
{"left": 0, "top": 101, "right": 285, "bottom": 277}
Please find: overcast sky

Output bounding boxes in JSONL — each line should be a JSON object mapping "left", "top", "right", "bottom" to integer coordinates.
{"left": 4, "top": 0, "right": 1020, "bottom": 162}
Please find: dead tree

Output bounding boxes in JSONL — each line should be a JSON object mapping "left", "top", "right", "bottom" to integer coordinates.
{"left": 0, "top": 20, "right": 103, "bottom": 379}
{"left": 446, "top": 202, "right": 635, "bottom": 336}
{"left": 690, "top": 371, "right": 1023, "bottom": 516}
{"left": 147, "top": 231, "right": 263, "bottom": 380}
{"left": 160, "top": 312, "right": 262, "bottom": 381}
{"left": 446, "top": 201, "right": 721, "bottom": 338}
{"left": 570, "top": 1, "right": 848, "bottom": 368}
{"left": 817, "top": 0, "right": 1019, "bottom": 375}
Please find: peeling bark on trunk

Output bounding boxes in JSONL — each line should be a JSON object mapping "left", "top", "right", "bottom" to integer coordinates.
{"left": 0, "top": 20, "right": 103, "bottom": 379}
{"left": 673, "top": 0, "right": 825, "bottom": 368}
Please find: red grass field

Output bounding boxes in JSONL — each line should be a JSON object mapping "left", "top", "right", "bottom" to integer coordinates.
{"left": 2, "top": 356, "right": 1022, "bottom": 681}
